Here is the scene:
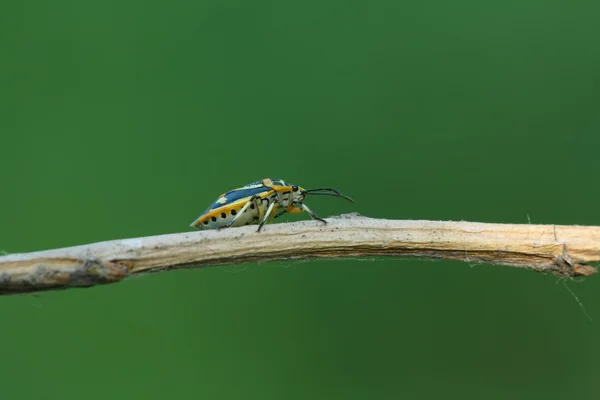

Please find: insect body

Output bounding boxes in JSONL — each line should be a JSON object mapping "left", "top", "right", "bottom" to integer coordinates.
{"left": 190, "top": 178, "right": 354, "bottom": 232}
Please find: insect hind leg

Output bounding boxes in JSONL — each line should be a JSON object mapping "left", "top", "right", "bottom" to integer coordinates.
{"left": 226, "top": 195, "right": 260, "bottom": 228}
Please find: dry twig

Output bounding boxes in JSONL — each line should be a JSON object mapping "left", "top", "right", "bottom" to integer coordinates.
{"left": 0, "top": 214, "right": 598, "bottom": 295}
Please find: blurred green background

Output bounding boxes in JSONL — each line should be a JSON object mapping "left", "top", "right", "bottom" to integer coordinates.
{"left": 1, "top": 0, "right": 599, "bottom": 399}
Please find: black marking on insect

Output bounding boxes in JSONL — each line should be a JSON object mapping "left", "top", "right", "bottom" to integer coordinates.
{"left": 189, "top": 178, "right": 354, "bottom": 232}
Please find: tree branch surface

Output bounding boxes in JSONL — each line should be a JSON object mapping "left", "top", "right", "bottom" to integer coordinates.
{"left": 1, "top": 214, "right": 598, "bottom": 295}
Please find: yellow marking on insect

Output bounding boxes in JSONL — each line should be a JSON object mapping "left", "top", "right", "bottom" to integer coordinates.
{"left": 202, "top": 198, "right": 253, "bottom": 217}
{"left": 190, "top": 178, "right": 354, "bottom": 232}
{"left": 285, "top": 205, "right": 303, "bottom": 214}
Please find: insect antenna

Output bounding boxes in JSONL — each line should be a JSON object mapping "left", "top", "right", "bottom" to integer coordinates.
{"left": 304, "top": 187, "right": 355, "bottom": 203}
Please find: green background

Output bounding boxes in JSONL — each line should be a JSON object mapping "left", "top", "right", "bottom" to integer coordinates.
{"left": 1, "top": 0, "right": 599, "bottom": 398}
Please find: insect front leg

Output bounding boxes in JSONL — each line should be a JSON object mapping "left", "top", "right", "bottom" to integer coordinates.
{"left": 301, "top": 203, "right": 327, "bottom": 224}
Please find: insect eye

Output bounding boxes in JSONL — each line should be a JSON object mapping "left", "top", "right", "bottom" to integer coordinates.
{"left": 292, "top": 185, "right": 298, "bottom": 191}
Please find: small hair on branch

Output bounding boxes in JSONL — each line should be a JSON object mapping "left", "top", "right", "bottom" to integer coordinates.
{"left": 0, "top": 214, "right": 598, "bottom": 296}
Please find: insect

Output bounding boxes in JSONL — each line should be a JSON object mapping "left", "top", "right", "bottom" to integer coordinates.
{"left": 190, "top": 178, "right": 354, "bottom": 232}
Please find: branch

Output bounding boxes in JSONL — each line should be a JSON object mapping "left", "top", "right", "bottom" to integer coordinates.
{"left": 0, "top": 214, "right": 598, "bottom": 295}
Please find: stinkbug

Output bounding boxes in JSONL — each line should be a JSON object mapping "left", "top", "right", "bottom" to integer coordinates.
{"left": 190, "top": 178, "right": 354, "bottom": 232}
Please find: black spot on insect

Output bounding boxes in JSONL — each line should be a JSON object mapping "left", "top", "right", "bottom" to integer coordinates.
{"left": 250, "top": 203, "right": 255, "bottom": 209}
{"left": 221, "top": 212, "right": 226, "bottom": 218}
{"left": 211, "top": 216, "right": 217, "bottom": 222}
{"left": 203, "top": 220, "right": 209, "bottom": 225}
{"left": 231, "top": 209, "right": 237, "bottom": 215}
{"left": 292, "top": 185, "right": 298, "bottom": 191}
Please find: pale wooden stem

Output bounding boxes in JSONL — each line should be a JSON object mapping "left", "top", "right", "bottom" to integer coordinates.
{"left": 1, "top": 214, "right": 598, "bottom": 295}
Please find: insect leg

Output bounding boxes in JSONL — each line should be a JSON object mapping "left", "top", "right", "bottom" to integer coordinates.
{"left": 255, "top": 189, "right": 276, "bottom": 223}
{"left": 257, "top": 200, "right": 278, "bottom": 232}
{"left": 273, "top": 203, "right": 302, "bottom": 219}
{"left": 301, "top": 203, "right": 327, "bottom": 224}
{"left": 273, "top": 209, "right": 287, "bottom": 219}
{"left": 226, "top": 195, "right": 260, "bottom": 228}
